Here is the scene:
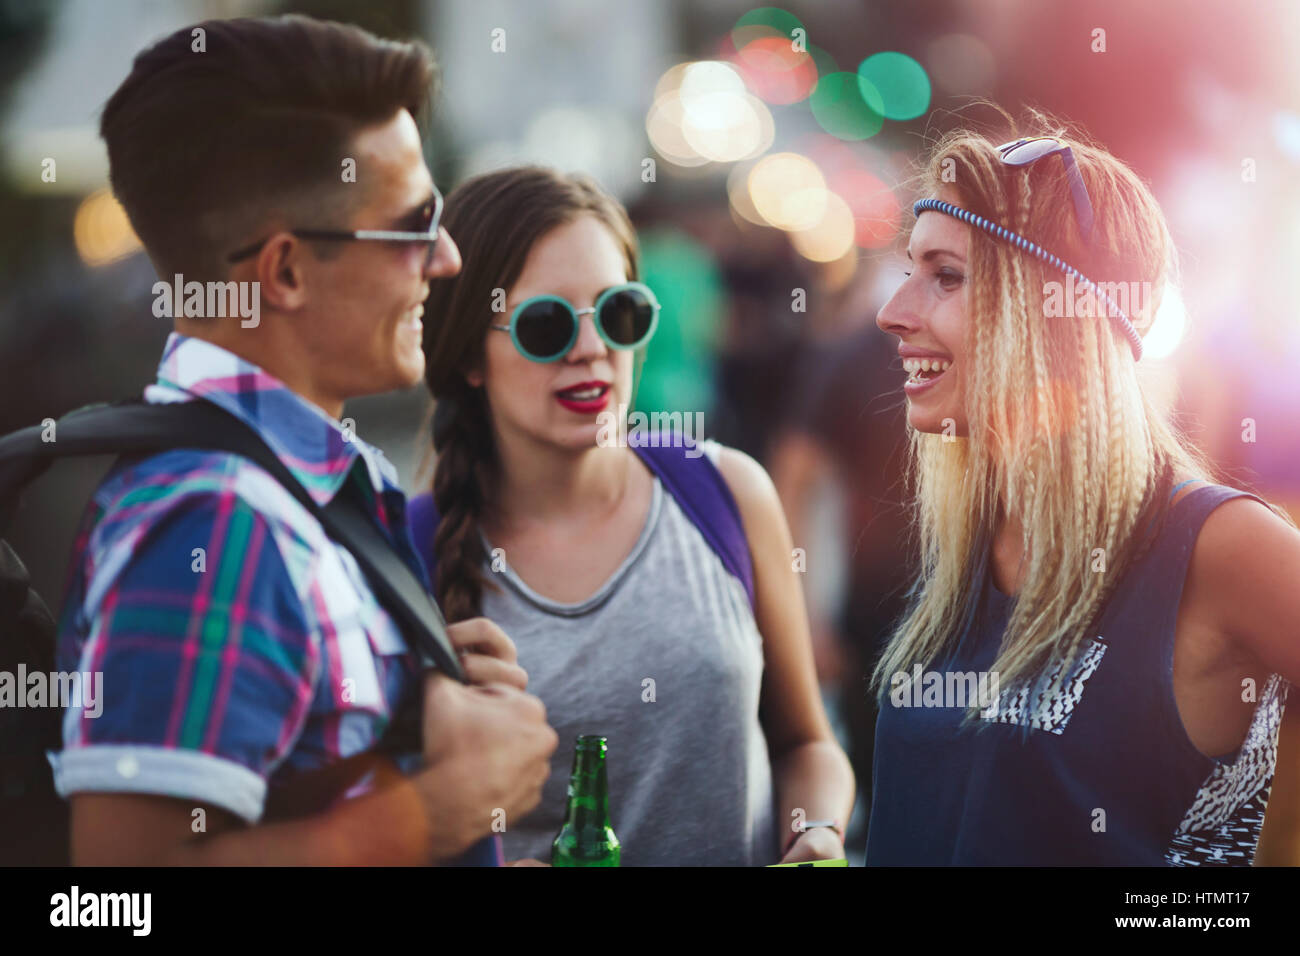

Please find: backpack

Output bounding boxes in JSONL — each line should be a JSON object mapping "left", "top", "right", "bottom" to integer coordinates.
{"left": 0, "top": 397, "right": 470, "bottom": 865}
{"left": 408, "top": 438, "right": 757, "bottom": 610}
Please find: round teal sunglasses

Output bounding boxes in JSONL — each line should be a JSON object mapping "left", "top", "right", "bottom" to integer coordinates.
{"left": 490, "top": 281, "right": 661, "bottom": 362}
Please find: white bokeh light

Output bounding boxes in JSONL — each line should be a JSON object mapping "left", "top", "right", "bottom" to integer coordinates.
{"left": 1143, "top": 284, "right": 1187, "bottom": 360}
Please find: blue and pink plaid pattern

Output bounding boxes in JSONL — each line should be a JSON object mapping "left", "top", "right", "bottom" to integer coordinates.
{"left": 50, "top": 333, "right": 426, "bottom": 822}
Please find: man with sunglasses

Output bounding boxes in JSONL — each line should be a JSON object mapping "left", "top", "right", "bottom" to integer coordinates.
{"left": 50, "top": 15, "right": 557, "bottom": 865}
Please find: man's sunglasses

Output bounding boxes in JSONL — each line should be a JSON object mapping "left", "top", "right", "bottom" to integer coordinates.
{"left": 997, "top": 137, "right": 1094, "bottom": 242}
{"left": 226, "top": 184, "right": 444, "bottom": 268}
{"left": 490, "top": 282, "right": 661, "bottom": 362}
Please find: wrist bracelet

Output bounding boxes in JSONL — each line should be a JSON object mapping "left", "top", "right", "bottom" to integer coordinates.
{"left": 783, "top": 820, "right": 843, "bottom": 856}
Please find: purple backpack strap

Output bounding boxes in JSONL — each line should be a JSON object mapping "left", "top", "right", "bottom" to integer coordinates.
{"left": 406, "top": 442, "right": 756, "bottom": 612}
{"left": 633, "top": 441, "right": 756, "bottom": 611}
{"left": 404, "top": 492, "right": 504, "bottom": 866}
{"left": 406, "top": 490, "right": 440, "bottom": 588}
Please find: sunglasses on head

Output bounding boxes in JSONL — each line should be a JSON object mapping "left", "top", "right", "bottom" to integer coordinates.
{"left": 912, "top": 135, "right": 1143, "bottom": 360}
{"left": 490, "top": 281, "right": 661, "bottom": 362}
{"left": 997, "top": 136, "right": 1094, "bottom": 242}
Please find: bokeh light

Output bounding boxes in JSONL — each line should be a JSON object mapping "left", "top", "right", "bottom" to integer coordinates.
{"left": 1273, "top": 109, "right": 1300, "bottom": 162}
{"left": 684, "top": 91, "right": 774, "bottom": 163}
{"left": 857, "top": 52, "right": 931, "bottom": 121}
{"left": 646, "top": 92, "right": 709, "bottom": 167}
{"left": 647, "top": 60, "right": 774, "bottom": 166}
{"left": 652, "top": 62, "right": 695, "bottom": 102}
{"left": 748, "top": 152, "right": 827, "bottom": 231}
{"left": 809, "top": 71, "right": 884, "bottom": 140}
{"left": 790, "top": 190, "right": 856, "bottom": 262}
{"left": 808, "top": 44, "right": 838, "bottom": 80}
{"left": 679, "top": 59, "right": 745, "bottom": 102}
{"left": 727, "top": 160, "right": 768, "bottom": 227}
{"left": 730, "top": 7, "right": 804, "bottom": 51}
{"left": 730, "top": 34, "right": 818, "bottom": 104}
{"left": 1144, "top": 284, "right": 1187, "bottom": 360}
{"left": 73, "top": 188, "right": 139, "bottom": 267}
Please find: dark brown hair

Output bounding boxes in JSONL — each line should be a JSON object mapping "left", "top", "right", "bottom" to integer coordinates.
{"left": 101, "top": 14, "right": 438, "bottom": 281}
{"left": 422, "top": 167, "right": 639, "bottom": 622}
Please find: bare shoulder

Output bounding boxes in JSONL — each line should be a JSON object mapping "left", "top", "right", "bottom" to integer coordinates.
{"left": 1192, "top": 494, "right": 1300, "bottom": 578}
{"left": 1187, "top": 490, "right": 1300, "bottom": 660}
{"left": 712, "top": 444, "right": 782, "bottom": 534}
{"left": 1171, "top": 475, "right": 1297, "bottom": 574}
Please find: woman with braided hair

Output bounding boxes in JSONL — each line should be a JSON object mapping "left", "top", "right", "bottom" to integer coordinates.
{"left": 868, "top": 115, "right": 1300, "bottom": 865}
{"left": 408, "top": 166, "right": 854, "bottom": 866}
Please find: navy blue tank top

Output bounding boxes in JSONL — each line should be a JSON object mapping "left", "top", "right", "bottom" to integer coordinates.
{"left": 867, "top": 483, "right": 1291, "bottom": 865}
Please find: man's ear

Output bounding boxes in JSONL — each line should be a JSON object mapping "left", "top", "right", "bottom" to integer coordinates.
{"left": 253, "top": 234, "right": 310, "bottom": 312}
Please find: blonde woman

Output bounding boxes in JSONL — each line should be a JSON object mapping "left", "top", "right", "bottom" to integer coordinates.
{"left": 868, "top": 116, "right": 1300, "bottom": 865}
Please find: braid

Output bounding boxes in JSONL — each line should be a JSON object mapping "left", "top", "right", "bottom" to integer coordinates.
{"left": 430, "top": 392, "right": 498, "bottom": 623}
{"left": 1096, "top": 340, "right": 1129, "bottom": 619}
{"left": 1017, "top": 170, "right": 1051, "bottom": 524}
{"left": 1074, "top": 307, "right": 1098, "bottom": 569}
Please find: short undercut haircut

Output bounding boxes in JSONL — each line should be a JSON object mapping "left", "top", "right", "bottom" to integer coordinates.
{"left": 101, "top": 14, "right": 438, "bottom": 281}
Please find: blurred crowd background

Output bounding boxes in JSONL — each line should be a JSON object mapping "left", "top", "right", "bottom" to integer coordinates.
{"left": 2, "top": 0, "right": 1298, "bottom": 864}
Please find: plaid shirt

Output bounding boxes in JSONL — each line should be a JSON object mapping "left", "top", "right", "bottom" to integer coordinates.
{"left": 50, "top": 332, "right": 426, "bottom": 822}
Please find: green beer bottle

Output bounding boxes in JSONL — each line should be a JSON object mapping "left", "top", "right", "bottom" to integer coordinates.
{"left": 551, "top": 735, "right": 620, "bottom": 866}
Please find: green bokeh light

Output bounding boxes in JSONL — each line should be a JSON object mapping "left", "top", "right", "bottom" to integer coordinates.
{"left": 809, "top": 72, "right": 884, "bottom": 141}
{"left": 808, "top": 43, "right": 837, "bottom": 79}
{"left": 857, "top": 51, "right": 931, "bottom": 121}
{"left": 731, "top": 7, "right": 805, "bottom": 48}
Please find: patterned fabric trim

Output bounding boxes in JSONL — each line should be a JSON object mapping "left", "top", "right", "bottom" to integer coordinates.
{"left": 981, "top": 636, "right": 1109, "bottom": 735}
{"left": 1166, "top": 674, "right": 1290, "bottom": 866}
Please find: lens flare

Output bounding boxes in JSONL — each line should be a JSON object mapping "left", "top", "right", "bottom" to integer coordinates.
{"left": 1143, "top": 284, "right": 1187, "bottom": 360}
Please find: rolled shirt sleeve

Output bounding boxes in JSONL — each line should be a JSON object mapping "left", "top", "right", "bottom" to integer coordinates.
{"left": 51, "top": 484, "right": 320, "bottom": 823}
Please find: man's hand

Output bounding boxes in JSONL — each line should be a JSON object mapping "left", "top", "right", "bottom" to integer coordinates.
{"left": 447, "top": 617, "right": 529, "bottom": 690}
{"left": 415, "top": 671, "right": 557, "bottom": 862}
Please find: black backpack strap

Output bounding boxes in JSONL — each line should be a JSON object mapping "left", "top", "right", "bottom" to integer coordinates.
{"left": 320, "top": 491, "right": 462, "bottom": 678}
{"left": 0, "top": 399, "right": 464, "bottom": 683}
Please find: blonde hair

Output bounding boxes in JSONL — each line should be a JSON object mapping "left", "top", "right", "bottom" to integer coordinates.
{"left": 872, "top": 111, "right": 1215, "bottom": 721}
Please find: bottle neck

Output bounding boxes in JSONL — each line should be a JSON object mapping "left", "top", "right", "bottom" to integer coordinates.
{"left": 564, "top": 747, "right": 611, "bottom": 831}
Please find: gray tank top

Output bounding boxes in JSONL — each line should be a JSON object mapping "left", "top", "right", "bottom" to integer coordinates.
{"left": 479, "top": 443, "right": 779, "bottom": 866}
